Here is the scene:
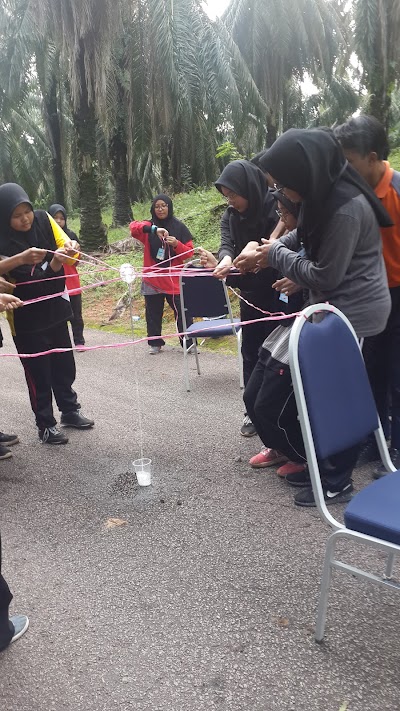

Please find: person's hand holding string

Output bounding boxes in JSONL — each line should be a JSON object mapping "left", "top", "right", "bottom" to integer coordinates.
{"left": 272, "top": 277, "right": 302, "bottom": 296}
{"left": 213, "top": 255, "right": 232, "bottom": 279}
{"left": 0, "top": 293, "right": 23, "bottom": 311}
{"left": 232, "top": 241, "right": 260, "bottom": 273}
{"left": 255, "top": 238, "right": 275, "bottom": 270}
{"left": 165, "top": 235, "right": 178, "bottom": 248}
{"left": 195, "top": 248, "right": 218, "bottom": 269}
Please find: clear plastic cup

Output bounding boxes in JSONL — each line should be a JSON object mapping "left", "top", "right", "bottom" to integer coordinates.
{"left": 132, "top": 458, "right": 152, "bottom": 486}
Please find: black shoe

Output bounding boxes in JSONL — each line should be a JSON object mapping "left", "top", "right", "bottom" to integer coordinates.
{"left": 0, "top": 444, "right": 12, "bottom": 460}
{"left": 39, "top": 426, "right": 69, "bottom": 445}
{"left": 373, "top": 448, "right": 400, "bottom": 480}
{"left": 357, "top": 439, "right": 380, "bottom": 466}
{"left": 285, "top": 468, "right": 311, "bottom": 487}
{"left": 240, "top": 415, "right": 257, "bottom": 437}
{"left": 294, "top": 483, "right": 354, "bottom": 507}
{"left": 61, "top": 410, "right": 94, "bottom": 429}
{"left": 0, "top": 432, "right": 19, "bottom": 446}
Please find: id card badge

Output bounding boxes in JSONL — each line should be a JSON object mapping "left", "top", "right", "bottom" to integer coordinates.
{"left": 279, "top": 292, "right": 289, "bottom": 304}
{"left": 156, "top": 247, "right": 165, "bottom": 261}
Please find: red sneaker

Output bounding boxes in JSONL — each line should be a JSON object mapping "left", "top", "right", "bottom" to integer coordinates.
{"left": 249, "top": 448, "right": 287, "bottom": 469}
{"left": 276, "top": 461, "right": 306, "bottom": 478}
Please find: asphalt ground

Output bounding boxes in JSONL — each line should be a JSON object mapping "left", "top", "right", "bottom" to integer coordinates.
{"left": 0, "top": 320, "right": 399, "bottom": 711}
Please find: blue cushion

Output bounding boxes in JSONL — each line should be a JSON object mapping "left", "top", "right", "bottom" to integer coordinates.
{"left": 298, "top": 314, "right": 379, "bottom": 460}
{"left": 344, "top": 471, "right": 400, "bottom": 546}
{"left": 186, "top": 319, "right": 241, "bottom": 338}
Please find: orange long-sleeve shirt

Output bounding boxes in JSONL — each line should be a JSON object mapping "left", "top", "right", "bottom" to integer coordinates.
{"left": 375, "top": 161, "right": 400, "bottom": 288}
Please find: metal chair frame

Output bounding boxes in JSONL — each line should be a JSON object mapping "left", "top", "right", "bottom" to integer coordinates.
{"left": 289, "top": 303, "right": 400, "bottom": 642}
{"left": 179, "top": 268, "right": 243, "bottom": 392}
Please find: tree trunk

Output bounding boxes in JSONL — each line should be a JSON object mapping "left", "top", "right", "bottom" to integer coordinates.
{"left": 73, "top": 43, "right": 107, "bottom": 251}
{"left": 36, "top": 52, "right": 65, "bottom": 205}
{"left": 266, "top": 111, "right": 278, "bottom": 147}
{"left": 160, "top": 135, "right": 170, "bottom": 191}
{"left": 110, "top": 76, "right": 133, "bottom": 226}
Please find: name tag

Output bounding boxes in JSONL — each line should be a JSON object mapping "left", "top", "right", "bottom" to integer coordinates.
{"left": 156, "top": 247, "right": 165, "bottom": 261}
{"left": 279, "top": 292, "right": 289, "bottom": 303}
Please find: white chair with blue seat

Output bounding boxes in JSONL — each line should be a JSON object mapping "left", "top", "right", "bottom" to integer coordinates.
{"left": 289, "top": 303, "right": 400, "bottom": 642}
{"left": 179, "top": 267, "right": 243, "bottom": 392}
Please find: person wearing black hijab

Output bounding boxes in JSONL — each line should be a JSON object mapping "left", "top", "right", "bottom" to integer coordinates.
{"left": 212, "top": 160, "right": 278, "bottom": 437}
{"left": 244, "top": 128, "right": 391, "bottom": 507}
{"left": 0, "top": 183, "right": 94, "bottom": 444}
{"left": 129, "top": 194, "right": 194, "bottom": 354}
{"left": 48, "top": 204, "right": 85, "bottom": 348}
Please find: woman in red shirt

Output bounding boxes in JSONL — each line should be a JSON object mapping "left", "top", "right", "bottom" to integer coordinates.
{"left": 130, "top": 194, "right": 194, "bottom": 354}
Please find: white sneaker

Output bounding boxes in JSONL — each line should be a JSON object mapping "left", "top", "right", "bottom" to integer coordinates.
{"left": 10, "top": 615, "right": 29, "bottom": 644}
{"left": 149, "top": 346, "right": 161, "bottom": 355}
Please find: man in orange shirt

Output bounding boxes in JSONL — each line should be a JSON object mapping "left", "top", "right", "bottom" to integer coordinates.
{"left": 335, "top": 116, "right": 400, "bottom": 476}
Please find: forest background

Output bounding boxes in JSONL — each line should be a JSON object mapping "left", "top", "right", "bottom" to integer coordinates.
{"left": 1, "top": 0, "right": 400, "bottom": 342}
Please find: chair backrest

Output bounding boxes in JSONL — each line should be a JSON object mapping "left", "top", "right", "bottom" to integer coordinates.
{"left": 180, "top": 269, "right": 231, "bottom": 322}
{"left": 289, "top": 305, "right": 379, "bottom": 461}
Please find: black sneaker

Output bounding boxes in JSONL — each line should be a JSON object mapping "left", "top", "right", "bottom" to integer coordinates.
{"left": 356, "top": 439, "right": 380, "bottom": 466}
{"left": 285, "top": 468, "right": 311, "bottom": 487}
{"left": 373, "top": 448, "right": 400, "bottom": 480}
{"left": 0, "top": 444, "right": 12, "bottom": 460}
{"left": 294, "top": 483, "right": 354, "bottom": 507}
{"left": 60, "top": 410, "right": 94, "bottom": 429}
{"left": 240, "top": 415, "right": 257, "bottom": 437}
{"left": 39, "top": 426, "right": 69, "bottom": 445}
{"left": 0, "top": 432, "right": 19, "bottom": 446}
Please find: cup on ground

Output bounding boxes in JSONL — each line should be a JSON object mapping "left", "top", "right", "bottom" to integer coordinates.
{"left": 132, "top": 457, "right": 152, "bottom": 486}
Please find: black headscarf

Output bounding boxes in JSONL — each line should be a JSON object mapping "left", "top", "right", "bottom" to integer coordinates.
{"left": 48, "top": 203, "right": 77, "bottom": 241}
{"left": 259, "top": 128, "right": 392, "bottom": 260}
{"left": 215, "top": 160, "right": 277, "bottom": 254}
{"left": 0, "top": 183, "right": 56, "bottom": 256}
{"left": 148, "top": 194, "right": 193, "bottom": 263}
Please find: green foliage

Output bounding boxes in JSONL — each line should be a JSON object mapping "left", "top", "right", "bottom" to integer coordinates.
{"left": 389, "top": 148, "right": 400, "bottom": 172}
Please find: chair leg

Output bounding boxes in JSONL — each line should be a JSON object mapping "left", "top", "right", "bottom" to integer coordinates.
{"left": 183, "top": 339, "right": 191, "bottom": 392}
{"left": 315, "top": 534, "right": 337, "bottom": 643}
{"left": 385, "top": 551, "right": 396, "bottom": 580}
{"left": 193, "top": 341, "right": 201, "bottom": 375}
{"left": 237, "top": 333, "right": 244, "bottom": 389}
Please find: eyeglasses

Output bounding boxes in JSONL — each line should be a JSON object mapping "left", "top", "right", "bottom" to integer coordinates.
{"left": 223, "top": 191, "right": 238, "bottom": 202}
{"left": 155, "top": 204, "right": 168, "bottom": 210}
{"left": 276, "top": 209, "right": 290, "bottom": 219}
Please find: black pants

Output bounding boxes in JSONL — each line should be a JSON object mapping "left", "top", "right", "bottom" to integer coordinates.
{"left": 145, "top": 293, "right": 192, "bottom": 347}
{"left": 363, "top": 286, "right": 400, "bottom": 448}
{"left": 69, "top": 294, "right": 85, "bottom": 346}
{"left": 14, "top": 321, "right": 80, "bottom": 429}
{"left": 240, "top": 293, "right": 277, "bottom": 388}
{"left": 244, "top": 349, "right": 360, "bottom": 490}
{"left": 0, "top": 536, "right": 13, "bottom": 652}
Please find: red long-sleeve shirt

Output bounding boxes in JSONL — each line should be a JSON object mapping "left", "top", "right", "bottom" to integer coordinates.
{"left": 129, "top": 220, "right": 194, "bottom": 295}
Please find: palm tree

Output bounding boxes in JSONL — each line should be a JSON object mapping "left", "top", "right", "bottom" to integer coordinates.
{"left": 222, "top": 0, "right": 349, "bottom": 145}
{"left": 353, "top": 0, "right": 400, "bottom": 129}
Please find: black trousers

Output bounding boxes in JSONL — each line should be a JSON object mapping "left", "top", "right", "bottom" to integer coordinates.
{"left": 145, "top": 293, "right": 192, "bottom": 347}
{"left": 14, "top": 321, "right": 80, "bottom": 429}
{"left": 244, "top": 349, "right": 360, "bottom": 490}
{"left": 0, "top": 536, "right": 13, "bottom": 652}
{"left": 363, "top": 286, "right": 400, "bottom": 448}
{"left": 240, "top": 296, "right": 277, "bottom": 388}
{"left": 69, "top": 294, "right": 85, "bottom": 346}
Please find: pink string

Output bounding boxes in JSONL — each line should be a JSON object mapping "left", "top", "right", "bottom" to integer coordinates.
{"left": 0, "top": 312, "right": 306, "bottom": 359}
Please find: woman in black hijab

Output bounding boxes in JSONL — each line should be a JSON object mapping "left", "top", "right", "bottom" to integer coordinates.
{"left": 244, "top": 128, "right": 391, "bottom": 507}
{"left": 129, "top": 194, "right": 194, "bottom": 353}
{"left": 0, "top": 183, "right": 94, "bottom": 444}
{"left": 211, "top": 160, "right": 278, "bottom": 437}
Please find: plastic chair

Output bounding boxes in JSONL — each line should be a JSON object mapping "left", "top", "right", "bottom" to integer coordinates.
{"left": 288, "top": 303, "right": 400, "bottom": 642}
{"left": 179, "top": 267, "right": 243, "bottom": 392}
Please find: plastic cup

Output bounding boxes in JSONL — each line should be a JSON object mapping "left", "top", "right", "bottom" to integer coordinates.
{"left": 132, "top": 458, "right": 152, "bottom": 486}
